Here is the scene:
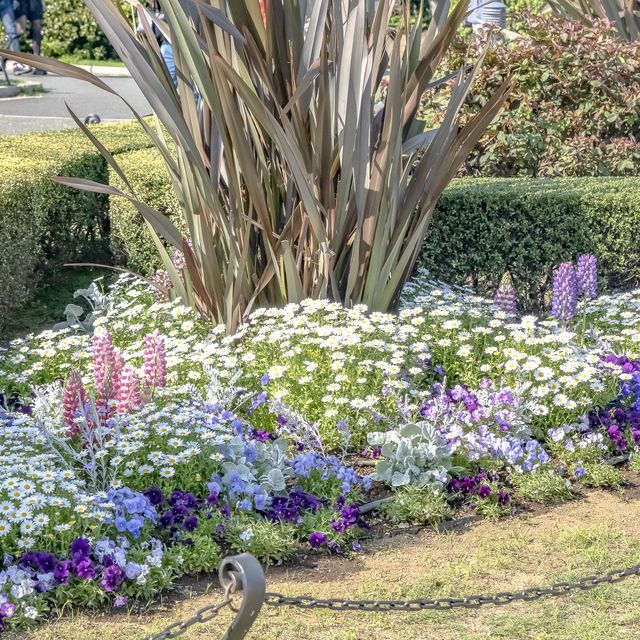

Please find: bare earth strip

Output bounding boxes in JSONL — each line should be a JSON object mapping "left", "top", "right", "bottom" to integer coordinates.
{"left": 8, "top": 488, "right": 640, "bottom": 640}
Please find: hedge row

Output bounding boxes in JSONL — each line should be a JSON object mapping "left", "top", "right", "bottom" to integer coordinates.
{"left": 0, "top": 122, "right": 152, "bottom": 330}
{"left": 424, "top": 178, "right": 640, "bottom": 310}
{"left": 4, "top": 132, "right": 640, "bottom": 330}
{"left": 106, "top": 150, "right": 640, "bottom": 311}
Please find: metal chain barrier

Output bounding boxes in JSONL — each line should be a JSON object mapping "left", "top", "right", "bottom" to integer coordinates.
{"left": 265, "top": 561, "right": 640, "bottom": 611}
{"left": 149, "top": 556, "right": 640, "bottom": 639}
{"left": 149, "top": 593, "right": 234, "bottom": 640}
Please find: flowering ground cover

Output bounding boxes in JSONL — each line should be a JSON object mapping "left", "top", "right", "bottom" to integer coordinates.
{"left": 1, "top": 256, "right": 640, "bottom": 632}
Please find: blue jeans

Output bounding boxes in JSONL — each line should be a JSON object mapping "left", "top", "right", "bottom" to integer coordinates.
{"left": 0, "top": 0, "right": 19, "bottom": 52}
{"left": 160, "top": 41, "right": 177, "bottom": 88}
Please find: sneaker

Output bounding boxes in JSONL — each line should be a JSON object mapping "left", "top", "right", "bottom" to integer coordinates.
{"left": 32, "top": 68, "right": 47, "bottom": 76}
{"left": 13, "top": 63, "right": 33, "bottom": 75}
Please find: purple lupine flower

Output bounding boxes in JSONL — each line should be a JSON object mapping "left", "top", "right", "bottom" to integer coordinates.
{"left": 576, "top": 254, "right": 598, "bottom": 300}
{"left": 309, "top": 532, "right": 327, "bottom": 549}
{"left": 551, "top": 262, "right": 578, "bottom": 323}
{"left": 493, "top": 273, "right": 518, "bottom": 315}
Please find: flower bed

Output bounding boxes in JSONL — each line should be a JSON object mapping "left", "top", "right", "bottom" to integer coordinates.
{"left": 0, "top": 259, "right": 639, "bottom": 632}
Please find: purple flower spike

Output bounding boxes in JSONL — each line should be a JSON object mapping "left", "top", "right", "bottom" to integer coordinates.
{"left": 576, "top": 254, "right": 598, "bottom": 300}
{"left": 551, "top": 262, "right": 578, "bottom": 323}
{"left": 493, "top": 273, "right": 518, "bottom": 315}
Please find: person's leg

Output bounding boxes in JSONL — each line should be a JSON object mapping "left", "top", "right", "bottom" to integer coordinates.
{"left": 160, "top": 40, "right": 177, "bottom": 88}
{"left": 14, "top": 12, "right": 26, "bottom": 38}
{"left": 0, "top": 0, "right": 20, "bottom": 52}
{"left": 30, "top": 19, "right": 42, "bottom": 55}
{"left": 29, "top": 0, "right": 43, "bottom": 56}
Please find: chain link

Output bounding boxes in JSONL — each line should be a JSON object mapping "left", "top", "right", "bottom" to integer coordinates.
{"left": 148, "top": 582, "right": 236, "bottom": 640}
{"left": 148, "top": 561, "right": 640, "bottom": 639}
{"left": 264, "top": 562, "right": 640, "bottom": 612}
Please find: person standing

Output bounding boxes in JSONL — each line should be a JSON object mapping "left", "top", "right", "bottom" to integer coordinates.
{"left": 0, "top": 0, "right": 20, "bottom": 55}
{"left": 14, "top": 0, "right": 46, "bottom": 75}
{"left": 138, "top": 1, "right": 176, "bottom": 87}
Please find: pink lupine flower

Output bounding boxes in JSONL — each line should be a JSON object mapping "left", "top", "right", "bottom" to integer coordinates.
{"left": 143, "top": 330, "right": 167, "bottom": 391}
{"left": 116, "top": 365, "right": 142, "bottom": 413}
{"left": 63, "top": 370, "right": 88, "bottom": 435}
{"left": 153, "top": 270, "right": 173, "bottom": 303}
{"left": 92, "top": 330, "right": 124, "bottom": 413}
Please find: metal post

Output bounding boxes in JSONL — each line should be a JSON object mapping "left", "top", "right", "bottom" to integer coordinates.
{"left": 220, "top": 553, "right": 266, "bottom": 640}
{"left": 481, "top": 1, "right": 507, "bottom": 28}
{"left": 1, "top": 37, "right": 11, "bottom": 86}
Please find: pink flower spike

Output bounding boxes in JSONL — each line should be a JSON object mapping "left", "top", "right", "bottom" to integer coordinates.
{"left": 143, "top": 330, "right": 167, "bottom": 391}
{"left": 116, "top": 365, "right": 142, "bottom": 413}
{"left": 63, "top": 370, "right": 88, "bottom": 435}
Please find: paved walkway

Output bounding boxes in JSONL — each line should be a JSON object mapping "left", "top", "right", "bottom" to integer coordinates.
{"left": 0, "top": 74, "right": 150, "bottom": 135}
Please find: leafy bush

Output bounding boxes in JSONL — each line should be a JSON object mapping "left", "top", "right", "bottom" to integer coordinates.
{"left": 108, "top": 149, "right": 182, "bottom": 275}
{"left": 421, "top": 13, "right": 640, "bottom": 177}
{"left": 40, "top": 0, "right": 131, "bottom": 60}
{"left": 510, "top": 470, "right": 575, "bottom": 504}
{"left": 581, "top": 462, "right": 625, "bottom": 488}
{"left": 547, "top": 0, "right": 640, "bottom": 42}
{"left": 0, "top": 122, "right": 152, "bottom": 333}
{"left": 422, "top": 177, "right": 640, "bottom": 310}
{"left": 382, "top": 486, "right": 453, "bottom": 526}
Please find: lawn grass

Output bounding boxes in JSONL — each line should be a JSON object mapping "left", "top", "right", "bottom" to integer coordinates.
{"left": 0, "top": 267, "right": 112, "bottom": 343}
{"left": 58, "top": 56, "right": 126, "bottom": 68}
{"left": 9, "top": 488, "right": 640, "bottom": 640}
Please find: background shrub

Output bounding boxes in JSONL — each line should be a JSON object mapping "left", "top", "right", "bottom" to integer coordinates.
{"left": 423, "top": 177, "right": 640, "bottom": 310}
{"left": 420, "top": 13, "right": 640, "bottom": 177}
{"left": 0, "top": 122, "right": 151, "bottom": 334}
{"left": 0, "top": 171, "right": 45, "bottom": 323}
{"left": 108, "top": 148, "right": 183, "bottom": 276}
{"left": 40, "top": 0, "right": 132, "bottom": 60}
{"left": 105, "top": 150, "right": 640, "bottom": 312}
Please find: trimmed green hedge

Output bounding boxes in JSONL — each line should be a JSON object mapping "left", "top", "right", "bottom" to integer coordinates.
{"left": 5, "top": 132, "right": 640, "bottom": 329}
{"left": 0, "top": 122, "right": 152, "bottom": 332}
{"left": 105, "top": 151, "right": 640, "bottom": 311}
{"left": 108, "top": 148, "right": 183, "bottom": 276}
{"left": 424, "top": 178, "right": 640, "bottom": 310}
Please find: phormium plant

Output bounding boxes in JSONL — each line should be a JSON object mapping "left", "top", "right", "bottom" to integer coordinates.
{"left": 2, "top": 0, "right": 509, "bottom": 332}
{"left": 547, "top": 0, "right": 640, "bottom": 41}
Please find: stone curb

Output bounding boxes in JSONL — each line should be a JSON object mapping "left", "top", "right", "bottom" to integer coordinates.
{"left": 0, "top": 85, "right": 20, "bottom": 98}
{"left": 75, "top": 64, "right": 131, "bottom": 78}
